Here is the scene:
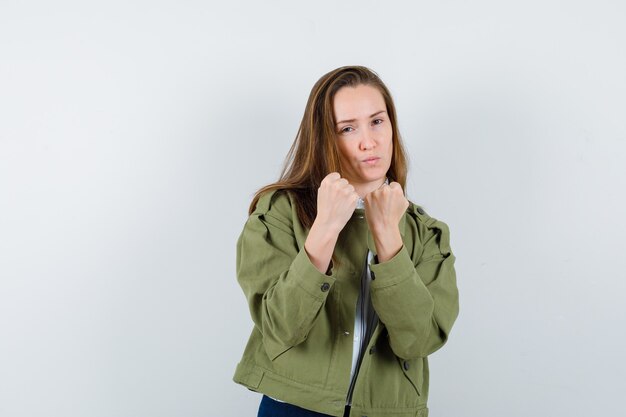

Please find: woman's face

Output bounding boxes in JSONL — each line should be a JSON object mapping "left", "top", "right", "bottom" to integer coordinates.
{"left": 333, "top": 84, "right": 393, "bottom": 195}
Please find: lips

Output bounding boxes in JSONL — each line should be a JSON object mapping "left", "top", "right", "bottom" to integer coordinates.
{"left": 362, "top": 156, "right": 380, "bottom": 163}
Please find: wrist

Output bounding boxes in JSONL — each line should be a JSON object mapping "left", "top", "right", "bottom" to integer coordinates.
{"left": 311, "top": 217, "right": 343, "bottom": 239}
{"left": 305, "top": 221, "right": 340, "bottom": 274}
{"left": 372, "top": 228, "right": 403, "bottom": 263}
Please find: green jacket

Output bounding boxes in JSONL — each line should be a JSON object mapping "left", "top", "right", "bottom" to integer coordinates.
{"left": 233, "top": 190, "right": 459, "bottom": 417}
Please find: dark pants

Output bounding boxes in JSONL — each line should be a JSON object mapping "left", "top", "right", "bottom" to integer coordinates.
{"left": 257, "top": 395, "right": 351, "bottom": 417}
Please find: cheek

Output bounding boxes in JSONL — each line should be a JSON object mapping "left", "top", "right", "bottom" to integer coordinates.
{"left": 336, "top": 142, "right": 347, "bottom": 159}
{"left": 385, "top": 131, "right": 393, "bottom": 154}
{"left": 337, "top": 142, "right": 355, "bottom": 161}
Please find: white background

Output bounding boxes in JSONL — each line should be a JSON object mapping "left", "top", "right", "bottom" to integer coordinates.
{"left": 1, "top": 1, "right": 625, "bottom": 416}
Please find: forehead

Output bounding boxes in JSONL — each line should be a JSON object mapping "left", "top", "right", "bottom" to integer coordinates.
{"left": 333, "top": 84, "right": 386, "bottom": 119}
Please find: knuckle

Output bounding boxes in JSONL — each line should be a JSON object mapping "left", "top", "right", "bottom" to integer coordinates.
{"left": 325, "top": 172, "right": 339, "bottom": 183}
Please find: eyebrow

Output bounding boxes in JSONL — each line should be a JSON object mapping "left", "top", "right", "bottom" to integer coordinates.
{"left": 335, "top": 110, "right": 386, "bottom": 126}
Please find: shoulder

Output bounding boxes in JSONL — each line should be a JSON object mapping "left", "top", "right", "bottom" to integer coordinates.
{"left": 406, "top": 200, "right": 439, "bottom": 228}
{"left": 407, "top": 200, "right": 431, "bottom": 223}
{"left": 405, "top": 200, "right": 453, "bottom": 255}
{"left": 252, "top": 189, "right": 293, "bottom": 216}
{"left": 249, "top": 189, "right": 297, "bottom": 235}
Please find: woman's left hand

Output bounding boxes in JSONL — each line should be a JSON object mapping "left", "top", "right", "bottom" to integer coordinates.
{"left": 364, "top": 182, "right": 409, "bottom": 262}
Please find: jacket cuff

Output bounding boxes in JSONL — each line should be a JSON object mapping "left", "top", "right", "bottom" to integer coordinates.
{"left": 290, "top": 247, "right": 337, "bottom": 299}
{"left": 369, "top": 245, "right": 417, "bottom": 289}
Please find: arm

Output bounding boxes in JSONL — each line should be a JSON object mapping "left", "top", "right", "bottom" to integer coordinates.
{"left": 369, "top": 216, "right": 459, "bottom": 360}
{"left": 236, "top": 191, "right": 337, "bottom": 361}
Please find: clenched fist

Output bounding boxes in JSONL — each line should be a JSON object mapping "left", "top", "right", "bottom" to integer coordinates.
{"left": 364, "top": 182, "right": 409, "bottom": 262}
{"left": 315, "top": 172, "right": 360, "bottom": 234}
{"left": 304, "top": 172, "right": 359, "bottom": 274}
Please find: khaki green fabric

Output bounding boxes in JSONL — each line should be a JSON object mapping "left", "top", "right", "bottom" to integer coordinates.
{"left": 233, "top": 190, "right": 459, "bottom": 417}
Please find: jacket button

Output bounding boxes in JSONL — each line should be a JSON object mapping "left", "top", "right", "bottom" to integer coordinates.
{"left": 321, "top": 282, "right": 330, "bottom": 292}
{"left": 369, "top": 346, "right": 376, "bottom": 354}
{"left": 370, "top": 271, "right": 376, "bottom": 280}
{"left": 416, "top": 207, "right": 425, "bottom": 215}
{"left": 403, "top": 360, "right": 410, "bottom": 371}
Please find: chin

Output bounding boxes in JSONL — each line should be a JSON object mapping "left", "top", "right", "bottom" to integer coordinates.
{"left": 366, "top": 169, "right": 389, "bottom": 181}
{"left": 361, "top": 174, "right": 388, "bottom": 183}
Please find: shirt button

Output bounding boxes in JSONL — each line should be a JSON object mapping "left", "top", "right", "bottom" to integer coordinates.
{"left": 403, "top": 360, "right": 410, "bottom": 371}
{"left": 321, "top": 282, "right": 330, "bottom": 292}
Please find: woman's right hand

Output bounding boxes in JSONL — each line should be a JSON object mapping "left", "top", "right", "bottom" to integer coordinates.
{"left": 304, "top": 172, "right": 359, "bottom": 274}
{"left": 314, "top": 172, "right": 360, "bottom": 234}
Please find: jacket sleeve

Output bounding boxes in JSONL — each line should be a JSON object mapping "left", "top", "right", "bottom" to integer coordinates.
{"left": 369, "top": 213, "right": 459, "bottom": 360}
{"left": 236, "top": 191, "right": 336, "bottom": 361}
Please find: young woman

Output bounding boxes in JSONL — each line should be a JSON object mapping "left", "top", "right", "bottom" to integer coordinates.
{"left": 233, "top": 66, "right": 459, "bottom": 417}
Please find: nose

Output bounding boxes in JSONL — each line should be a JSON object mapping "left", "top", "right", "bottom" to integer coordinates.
{"left": 359, "top": 131, "right": 376, "bottom": 151}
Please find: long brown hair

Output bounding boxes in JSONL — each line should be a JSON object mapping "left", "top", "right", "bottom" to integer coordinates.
{"left": 249, "top": 65, "right": 409, "bottom": 229}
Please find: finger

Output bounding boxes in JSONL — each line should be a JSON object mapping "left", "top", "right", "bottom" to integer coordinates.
{"left": 389, "top": 182, "right": 402, "bottom": 190}
{"left": 320, "top": 173, "right": 339, "bottom": 189}
{"left": 337, "top": 178, "right": 349, "bottom": 187}
{"left": 325, "top": 172, "right": 341, "bottom": 182}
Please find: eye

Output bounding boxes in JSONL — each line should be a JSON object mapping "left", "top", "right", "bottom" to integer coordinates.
{"left": 340, "top": 126, "right": 354, "bottom": 134}
{"left": 372, "top": 119, "right": 383, "bottom": 125}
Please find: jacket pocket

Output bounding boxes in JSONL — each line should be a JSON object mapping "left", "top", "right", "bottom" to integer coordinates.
{"left": 266, "top": 320, "right": 333, "bottom": 387}
{"left": 397, "top": 357, "right": 423, "bottom": 397}
{"left": 267, "top": 343, "right": 294, "bottom": 362}
{"left": 352, "top": 338, "right": 424, "bottom": 409}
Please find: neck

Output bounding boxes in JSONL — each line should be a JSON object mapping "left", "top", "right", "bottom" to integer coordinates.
{"left": 353, "top": 177, "right": 389, "bottom": 198}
